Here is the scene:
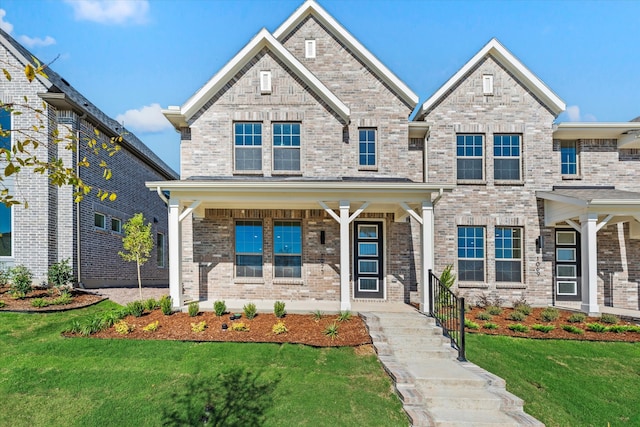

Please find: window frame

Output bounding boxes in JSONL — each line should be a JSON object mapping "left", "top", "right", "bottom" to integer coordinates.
{"left": 260, "top": 70, "right": 272, "bottom": 94}
{"left": 234, "top": 122, "right": 263, "bottom": 172}
{"left": 0, "top": 107, "right": 11, "bottom": 150}
{"left": 272, "top": 122, "right": 301, "bottom": 172}
{"left": 493, "top": 134, "right": 522, "bottom": 181}
{"left": 495, "top": 226, "right": 523, "bottom": 283}
{"left": 358, "top": 128, "right": 377, "bottom": 169}
{"left": 234, "top": 220, "right": 263, "bottom": 278}
{"left": 560, "top": 140, "right": 579, "bottom": 176}
{"left": 456, "top": 134, "right": 484, "bottom": 181}
{"left": 0, "top": 203, "right": 13, "bottom": 258}
{"left": 457, "top": 226, "right": 485, "bottom": 282}
{"left": 157, "top": 232, "right": 166, "bottom": 268}
{"left": 273, "top": 220, "right": 302, "bottom": 278}
{"left": 94, "top": 212, "right": 106, "bottom": 230}
{"left": 111, "top": 217, "right": 122, "bottom": 233}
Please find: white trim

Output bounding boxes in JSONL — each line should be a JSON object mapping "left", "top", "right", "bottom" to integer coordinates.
{"left": 553, "top": 122, "right": 640, "bottom": 140}
{"left": 417, "top": 38, "right": 565, "bottom": 118}
{"left": 557, "top": 281, "right": 578, "bottom": 296}
{"left": 273, "top": 0, "right": 418, "bottom": 107}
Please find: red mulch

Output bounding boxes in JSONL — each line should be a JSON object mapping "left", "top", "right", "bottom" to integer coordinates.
{"left": 0, "top": 286, "right": 105, "bottom": 312}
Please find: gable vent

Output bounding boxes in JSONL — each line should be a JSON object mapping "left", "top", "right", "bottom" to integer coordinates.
{"left": 305, "top": 39, "right": 316, "bottom": 59}
{"left": 482, "top": 74, "right": 494, "bottom": 95}
{"left": 260, "top": 71, "right": 272, "bottom": 94}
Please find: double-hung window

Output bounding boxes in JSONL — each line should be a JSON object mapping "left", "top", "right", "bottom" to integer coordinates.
{"left": 495, "top": 227, "right": 522, "bottom": 282}
{"left": 273, "top": 221, "right": 301, "bottom": 278}
{"left": 458, "top": 226, "right": 485, "bottom": 281}
{"left": 494, "top": 134, "right": 521, "bottom": 180}
{"left": 359, "top": 128, "right": 376, "bottom": 167}
{"left": 234, "top": 122, "right": 262, "bottom": 171}
{"left": 456, "top": 135, "right": 483, "bottom": 180}
{"left": 273, "top": 123, "right": 300, "bottom": 171}
{"left": 560, "top": 140, "right": 578, "bottom": 175}
{"left": 235, "top": 221, "right": 263, "bottom": 277}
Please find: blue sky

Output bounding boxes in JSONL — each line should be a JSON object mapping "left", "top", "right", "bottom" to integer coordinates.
{"left": 1, "top": 0, "right": 638, "bottom": 173}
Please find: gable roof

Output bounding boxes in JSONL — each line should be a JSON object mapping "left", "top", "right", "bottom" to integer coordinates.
{"left": 165, "top": 28, "right": 350, "bottom": 129}
{"left": 415, "top": 38, "right": 566, "bottom": 119}
{"left": 0, "top": 28, "right": 178, "bottom": 180}
{"left": 273, "top": 0, "right": 419, "bottom": 109}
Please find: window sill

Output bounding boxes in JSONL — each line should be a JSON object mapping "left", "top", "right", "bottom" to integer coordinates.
{"left": 457, "top": 179, "right": 486, "bottom": 185}
{"left": 234, "top": 278, "right": 265, "bottom": 285}
{"left": 494, "top": 180, "right": 524, "bottom": 186}
{"left": 358, "top": 166, "right": 378, "bottom": 171}
{"left": 273, "top": 278, "right": 304, "bottom": 285}
{"left": 457, "top": 282, "right": 489, "bottom": 289}
{"left": 272, "top": 171, "right": 302, "bottom": 176}
{"left": 233, "top": 170, "right": 263, "bottom": 176}
{"left": 561, "top": 175, "right": 582, "bottom": 180}
{"left": 495, "top": 282, "right": 527, "bottom": 289}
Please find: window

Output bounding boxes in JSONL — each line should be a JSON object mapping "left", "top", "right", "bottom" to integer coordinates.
{"left": 274, "top": 221, "right": 301, "bottom": 278}
{"left": 273, "top": 123, "right": 300, "bottom": 171}
{"left": 494, "top": 134, "right": 521, "bottom": 180}
{"left": 235, "top": 221, "right": 263, "bottom": 277}
{"left": 260, "top": 71, "right": 271, "bottom": 93}
{"left": 482, "top": 74, "right": 494, "bottom": 95}
{"left": 157, "top": 233, "right": 166, "bottom": 268}
{"left": 456, "top": 135, "right": 483, "bottom": 180}
{"left": 495, "top": 227, "right": 522, "bottom": 282}
{"left": 457, "top": 226, "right": 484, "bottom": 281}
{"left": 561, "top": 140, "right": 578, "bottom": 175}
{"left": 94, "top": 213, "right": 106, "bottom": 229}
{"left": 305, "top": 39, "right": 316, "bottom": 58}
{"left": 359, "top": 128, "right": 376, "bottom": 167}
{"left": 111, "top": 218, "right": 122, "bottom": 233}
{"left": 0, "top": 204, "right": 11, "bottom": 257}
{"left": 234, "top": 122, "right": 262, "bottom": 171}
{"left": 0, "top": 108, "right": 11, "bottom": 150}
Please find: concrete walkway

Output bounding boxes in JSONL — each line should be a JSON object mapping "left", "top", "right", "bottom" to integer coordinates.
{"left": 361, "top": 310, "right": 543, "bottom": 427}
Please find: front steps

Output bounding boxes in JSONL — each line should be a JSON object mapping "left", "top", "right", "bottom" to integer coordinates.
{"left": 361, "top": 311, "right": 543, "bottom": 427}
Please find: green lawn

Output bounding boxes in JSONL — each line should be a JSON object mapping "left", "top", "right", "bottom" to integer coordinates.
{"left": 467, "top": 333, "right": 640, "bottom": 427}
{"left": 0, "top": 301, "right": 407, "bottom": 426}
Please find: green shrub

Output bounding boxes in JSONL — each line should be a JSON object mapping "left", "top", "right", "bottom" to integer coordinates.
{"left": 540, "top": 307, "right": 559, "bottom": 322}
{"left": 274, "top": 301, "right": 286, "bottom": 318}
{"left": 31, "top": 298, "right": 50, "bottom": 308}
{"left": 508, "top": 310, "right": 527, "bottom": 321}
{"left": 160, "top": 295, "right": 172, "bottom": 315}
{"left": 272, "top": 321, "right": 288, "bottom": 335}
{"left": 567, "top": 313, "right": 586, "bottom": 323}
{"left": 586, "top": 323, "right": 607, "bottom": 332}
{"left": 607, "top": 325, "right": 629, "bottom": 333}
{"left": 0, "top": 265, "right": 9, "bottom": 286}
{"left": 486, "top": 305, "right": 503, "bottom": 315}
{"left": 513, "top": 302, "right": 532, "bottom": 315}
{"left": 599, "top": 313, "right": 619, "bottom": 324}
{"left": 532, "top": 324, "right": 555, "bottom": 333}
{"left": 243, "top": 303, "right": 257, "bottom": 320}
{"left": 337, "top": 310, "right": 352, "bottom": 322}
{"left": 0, "top": 300, "right": 5, "bottom": 308}
{"left": 114, "top": 320, "right": 133, "bottom": 335}
{"left": 142, "top": 321, "right": 160, "bottom": 332}
{"left": 562, "top": 324, "right": 584, "bottom": 334}
{"left": 214, "top": 300, "right": 226, "bottom": 316}
{"left": 323, "top": 322, "right": 339, "bottom": 339}
{"left": 483, "top": 322, "right": 498, "bottom": 330}
{"left": 230, "top": 322, "right": 249, "bottom": 332}
{"left": 312, "top": 309, "right": 323, "bottom": 321}
{"left": 625, "top": 325, "right": 640, "bottom": 333}
{"left": 508, "top": 323, "right": 529, "bottom": 333}
{"left": 100, "top": 310, "right": 124, "bottom": 328}
{"left": 52, "top": 292, "right": 73, "bottom": 305}
{"left": 144, "top": 298, "right": 159, "bottom": 311}
{"left": 191, "top": 321, "right": 207, "bottom": 333}
{"left": 464, "top": 319, "right": 480, "bottom": 330}
{"left": 188, "top": 301, "right": 200, "bottom": 317}
{"left": 9, "top": 265, "right": 33, "bottom": 297}
{"left": 126, "top": 300, "right": 145, "bottom": 318}
{"left": 475, "top": 311, "right": 492, "bottom": 321}
{"left": 47, "top": 259, "right": 73, "bottom": 290}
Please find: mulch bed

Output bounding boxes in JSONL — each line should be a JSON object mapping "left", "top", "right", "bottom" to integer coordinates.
{"left": 0, "top": 286, "right": 105, "bottom": 312}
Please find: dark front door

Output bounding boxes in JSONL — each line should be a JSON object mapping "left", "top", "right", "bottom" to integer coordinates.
{"left": 555, "top": 229, "right": 581, "bottom": 301}
{"left": 353, "top": 222, "right": 384, "bottom": 299}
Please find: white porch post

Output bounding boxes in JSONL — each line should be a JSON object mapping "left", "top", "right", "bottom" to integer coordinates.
{"left": 168, "top": 198, "right": 183, "bottom": 308}
{"left": 580, "top": 213, "right": 599, "bottom": 314}
{"left": 421, "top": 202, "right": 434, "bottom": 313}
{"left": 339, "top": 200, "right": 351, "bottom": 311}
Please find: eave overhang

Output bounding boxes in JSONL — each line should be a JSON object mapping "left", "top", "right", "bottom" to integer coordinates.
{"left": 408, "top": 122, "right": 431, "bottom": 139}
{"left": 553, "top": 122, "right": 640, "bottom": 148}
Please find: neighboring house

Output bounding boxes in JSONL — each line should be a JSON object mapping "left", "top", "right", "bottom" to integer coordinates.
{"left": 0, "top": 28, "right": 178, "bottom": 288}
{"left": 150, "top": 0, "right": 640, "bottom": 314}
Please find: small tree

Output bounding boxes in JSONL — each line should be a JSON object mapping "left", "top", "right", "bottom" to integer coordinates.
{"left": 119, "top": 213, "right": 153, "bottom": 299}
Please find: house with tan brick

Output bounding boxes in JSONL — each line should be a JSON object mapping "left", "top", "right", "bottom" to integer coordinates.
{"left": 150, "top": 0, "right": 640, "bottom": 315}
{"left": 0, "top": 28, "right": 178, "bottom": 288}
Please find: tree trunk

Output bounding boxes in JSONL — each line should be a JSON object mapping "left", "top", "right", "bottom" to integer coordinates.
{"left": 137, "top": 254, "right": 142, "bottom": 299}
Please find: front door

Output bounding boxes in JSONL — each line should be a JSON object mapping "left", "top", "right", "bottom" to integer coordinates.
{"left": 353, "top": 222, "right": 384, "bottom": 299}
{"left": 555, "top": 229, "right": 581, "bottom": 301}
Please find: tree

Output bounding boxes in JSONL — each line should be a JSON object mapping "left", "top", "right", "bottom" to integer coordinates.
{"left": 119, "top": 213, "right": 153, "bottom": 299}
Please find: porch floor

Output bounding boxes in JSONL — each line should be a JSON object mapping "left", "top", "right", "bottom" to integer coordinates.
{"left": 183, "top": 298, "right": 415, "bottom": 314}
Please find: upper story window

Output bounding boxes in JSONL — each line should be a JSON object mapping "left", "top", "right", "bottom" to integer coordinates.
{"left": 111, "top": 218, "right": 122, "bottom": 233}
{"left": 260, "top": 71, "right": 272, "bottom": 94}
{"left": 0, "top": 108, "right": 11, "bottom": 150}
{"left": 234, "top": 122, "right": 262, "bottom": 171}
{"left": 273, "top": 123, "right": 300, "bottom": 171}
{"left": 457, "top": 226, "right": 485, "bottom": 282}
{"left": 305, "top": 39, "right": 316, "bottom": 58}
{"left": 456, "top": 134, "right": 483, "bottom": 180}
{"left": 274, "top": 220, "right": 302, "bottom": 278}
{"left": 561, "top": 140, "right": 578, "bottom": 175}
{"left": 0, "top": 204, "right": 12, "bottom": 257}
{"left": 494, "top": 134, "right": 521, "bottom": 181}
{"left": 94, "top": 212, "right": 106, "bottom": 230}
{"left": 495, "top": 227, "right": 522, "bottom": 282}
{"left": 235, "top": 220, "right": 263, "bottom": 278}
{"left": 359, "top": 128, "right": 376, "bottom": 168}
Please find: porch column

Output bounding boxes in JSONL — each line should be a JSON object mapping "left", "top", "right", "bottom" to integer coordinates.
{"left": 339, "top": 200, "right": 351, "bottom": 311}
{"left": 580, "top": 213, "right": 599, "bottom": 314}
{"left": 421, "top": 202, "right": 434, "bottom": 313}
{"left": 168, "top": 198, "right": 182, "bottom": 308}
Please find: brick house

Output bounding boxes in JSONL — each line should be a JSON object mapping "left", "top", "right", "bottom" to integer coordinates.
{"left": 1, "top": 28, "right": 178, "bottom": 288}
{"left": 150, "top": 0, "right": 640, "bottom": 314}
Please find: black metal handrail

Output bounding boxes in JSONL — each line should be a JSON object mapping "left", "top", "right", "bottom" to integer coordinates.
{"left": 428, "top": 269, "right": 466, "bottom": 361}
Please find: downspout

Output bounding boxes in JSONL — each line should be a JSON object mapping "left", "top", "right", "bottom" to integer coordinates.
{"left": 75, "top": 119, "right": 83, "bottom": 287}
{"left": 423, "top": 127, "right": 430, "bottom": 183}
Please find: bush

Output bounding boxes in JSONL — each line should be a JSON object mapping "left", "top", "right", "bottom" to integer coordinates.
{"left": 52, "top": 292, "right": 73, "bottom": 305}
{"left": 160, "top": 295, "right": 172, "bottom": 315}
{"left": 0, "top": 300, "right": 5, "bottom": 308}
{"left": 100, "top": 310, "right": 124, "bottom": 328}
{"left": 600, "top": 313, "right": 619, "bottom": 324}
{"left": 532, "top": 324, "right": 555, "bottom": 333}
{"left": 188, "top": 301, "right": 200, "bottom": 317}
{"left": 230, "top": 322, "right": 249, "bottom": 332}
{"left": 607, "top": 325, "right": 629, "bottom": 333}
{"left": 464, "top": 319, "right": 480, "bottom": 330}
{"left": 586, "top": 323, "right": 607, "bottom": 332}
{"left": 243, "top": 303, "right": 257, "bottom": 320}
{"left": 114, "top": 320, "right": 133, "bottom": 334}
{"left": 337, "top": 311, "right": 352, "bottom": 322}
{"left": 312, "top": 310, "right": 323, "bottom": 321}
{"left": 567, "top": 313, "right": 586, "bottom": 323}
{"left": 323, "top": 322, "right": 339, "bottom": 339}
{"left": 9, "top": 265, "right": 33, "bottom": 297}
{"left": 214, "top": 300, "right": 226, "bottom": 316}
{"left": 508, "top": 310, "right": 526, "bottom": 321}
{"left": 274, "top": 301, "right": 286, "bottom": 318}
{"left": 47, "top": 259, "right": 74, "bottom": 290}
{"left": 508, "top": 323, "right": 529, "bottom": 333}
{"left": 486, "top": 305, "right": 503, "bottom": 316}
{"left": 31, "top": 298, "right": 50, "bottom": 308}
{"left": 626, "top": 325, "right": 640, "bottom": 333}
{"left": 144, "top": 298, "right": 159, "bottom": 311}
{"left": 191, "top": 321, "right": 207, "bottom": 333}
{"left": 562, "top": 324, "right": 584, "bottom": 334}
{"left": 126, "top": 300, "right": 145, "bottom": 318}
{"left": 272, "top": 321, "right": 288, "bottom": 335}
{"left": 142, "top": 321, "right": 160, "bottom": 332}
{"left": 483, "top": 322, "right": 498, "bottom": 330}
{"left": 513, "top": 299, "right": 532, "bottom": 315}
{"left": 540, "top": 307, "right": 559, "bottom": 322}
{"left": 0, "top": 265, "right": 9, "bottom": 286}
{"left": 475, "top": 311, "right": 492, "bottom": 321}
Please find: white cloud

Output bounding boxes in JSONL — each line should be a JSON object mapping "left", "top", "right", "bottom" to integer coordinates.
{"left": 0, "top": 9, "right": 14, "bottom": 33}
{"left": 64, "top": 0, "right": 150, "bottom": 25}
{"left": 116, "top": 103, "right": 172, "bottom": 133}
{"left": 565, "top": 105, "right": 597, "bottom": 122}
{"left": 18, "top": 35, "right": 56, "bottom": 48}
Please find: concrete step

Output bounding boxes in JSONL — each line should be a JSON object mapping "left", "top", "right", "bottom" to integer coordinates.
{"left": 381, "top": 325, "right": 444, "bottom": 336}
{"left": 427, "top": 407, "right": 525, "bottom": 426}
{"left": 420, "top": 387, "right": 505, "bottom": 411}
{"left": 393, "top": 346, "right": 458, "bottom": 361}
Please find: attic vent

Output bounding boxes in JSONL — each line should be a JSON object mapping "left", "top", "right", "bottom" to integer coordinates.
{"left": 260, "top": 71, "right": 272, "bottom": 94}
{"left": 305, "top": 39, "right": 316, "bottom": 58}
{"left": 482, "top": 74, "right": 494, "bottom": 95}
